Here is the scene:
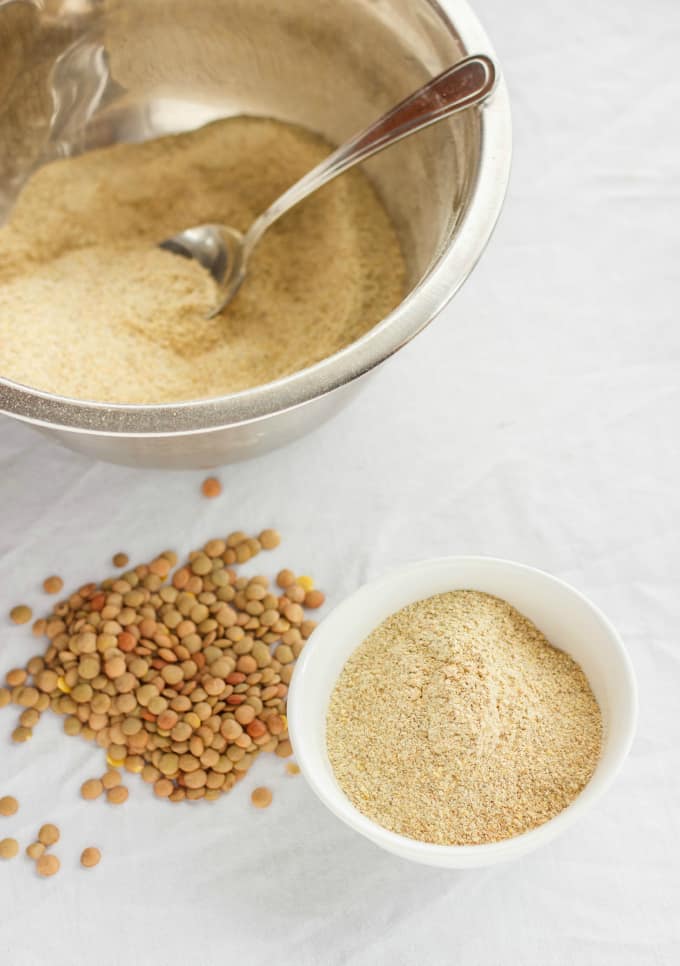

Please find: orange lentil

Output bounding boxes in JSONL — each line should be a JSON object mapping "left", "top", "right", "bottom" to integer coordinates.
{"left": 201, "top": 477, "right": 222, "bottom": 498}
{"left": 304, "top": 590, "right": 325, "bottom": 609}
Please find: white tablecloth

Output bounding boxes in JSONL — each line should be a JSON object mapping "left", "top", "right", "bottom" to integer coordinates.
{"left": 1, "top": 1, "right": 679, "bottom": 963}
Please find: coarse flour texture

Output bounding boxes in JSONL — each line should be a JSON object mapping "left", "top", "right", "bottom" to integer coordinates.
{"left": 0, "top": 117, "right": 405, "bottom": 403}
{"left": 327, "top": 590, "right": 602, "bottom": 845}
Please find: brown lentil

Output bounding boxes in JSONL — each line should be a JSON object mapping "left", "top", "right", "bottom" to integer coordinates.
{"left": 106, "top": 785, "right": 129, "bottom": 805}
{"left": 112, "top": 553, "right": 130, "bottom": 568}
{"left": 285, "top": 585, "right": 305, "bottom": 604}
{"left": 64, "top": 717, "right": 81, "bottom": 736}
{"left": 300, "top": 620, "right": 317, "bottom": 639}
{"left": 36, "top": 670, "right": 58, "bottom": 693}
{"left": 10, "top": 604, "right": 32, "bottom": 624}
{"left": 251, "top": 787, "right": 272, "bottom": 809}
{"left": 80, "top": 847, "right": 101, "bottom": 868}
{"left": 26, "top": 841, "right": 45, "bottom": 860}
{"left": 43, "top": 576, "right": 64, "bottom": 595}
{"left": 0, "top": 838, "right": 19, "bottom": 859}
{"left": 17, "top": 686, "right": 39, "bottom": 708}
{"left": 6, "top": 668, "right": 27, "bottom": 687}
{"left": 38, "top": 823, "right": 60, "bottom": 846}
{"left": 81, "top": 778, "right": 104, "bottom": 801}
{"left": 20, "top": 708, "right": 40, "bottom": 728}
{"left": 154, "top": 778, "right": 173, "bottom": 798}
{"left": 11, "top": 726, "right": 32, "bottom": 742}
{"left": 258, "top": 529, "right": 280, "bottom": 550}
{"left": 0, "top": 795, "right": 19, "bottom": 816}
{"left": 36, "top": 853, "right": 60, "bottom": 876}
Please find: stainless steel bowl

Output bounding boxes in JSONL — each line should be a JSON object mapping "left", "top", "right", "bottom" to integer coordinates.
{"left": 0, "top": 0, "right": 511, "bottom": 468}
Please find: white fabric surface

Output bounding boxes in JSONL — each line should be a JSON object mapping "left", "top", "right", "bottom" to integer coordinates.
{"left": 1, "top": 1, "right": 679, "bottom": 962}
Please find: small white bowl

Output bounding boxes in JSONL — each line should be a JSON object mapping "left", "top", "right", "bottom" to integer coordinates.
{"left": 288, "top": 556, "right": 637, "bottom": 868}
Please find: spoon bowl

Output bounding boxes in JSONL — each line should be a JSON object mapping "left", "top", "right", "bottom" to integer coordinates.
{"left": 160, "top": 224, "right": 247, "bottom": 316}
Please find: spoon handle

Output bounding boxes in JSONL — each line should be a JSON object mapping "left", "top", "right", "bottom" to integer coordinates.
{"left": 243, "top": 54, "right": 497, "bottom": 255}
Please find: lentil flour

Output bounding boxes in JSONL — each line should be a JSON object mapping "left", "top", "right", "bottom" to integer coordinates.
{"left": 0, "top": 116, "right": 405, "bottom": 403}
{"left": 327, "top": 590, "right": 602, "bottom": 846}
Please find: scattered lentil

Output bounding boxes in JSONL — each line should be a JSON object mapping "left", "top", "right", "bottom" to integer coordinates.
{"left": 106, "top": 785, "right": 129, "bottom": 805}
{"left": 285, "top": 762, "right": 300, "bottom": 776}
{"left": 26, "top": 841, "right": 45, "bottom": 860}
{"left": 251, "top": 787, "right": 273, "bottom": 809}
{"left": 81, "top": 779, "right": 104, "bottom": 801}
{"left": 258, "top": 530, "right": 280, "bottom": 551}
{"left": 11, "top": 726, "right": 32, "bottom": 743}
{"left": 38, "top": 824, "right": 60, "bottom": 846}
{"left": 0, "top": 838, "right": 19, "bottom": 859}
{"left": 17, "top": 686, "right": 39, "bottom": 708}
{"left": 80, "top": 847, "right": 101, "bottom": 868}
{"left": 101, "top": 770, "right": 122, "bottom": 790}
{"left": 0, "top": 796, "right": 18, "bottom": 816}
{"left": 9, "top": 605, "right": 32, "bottom": 625}
{"left": 201, "top": 478, "right": 221, "bottom": 499}
{"left": 43, "top": 576, "right": 64, "bottom": 595}
{"left": 6, "top": 669, "right": 27, "bottom": 687}
{"left": 36, "top": 853, "right": 60, "bottom": 877}
{"left": 20, "top": 708, "right": 39, "bottom": 728}
{"left": 112, "top": 553, "right": 129, "bottom": 568}
{"left": 327, "top": 590, "right": 603, "bottom": 846}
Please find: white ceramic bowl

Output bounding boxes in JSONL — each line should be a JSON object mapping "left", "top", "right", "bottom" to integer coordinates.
{"left": 288, "top": 556, "right": 638, "bottom": 868}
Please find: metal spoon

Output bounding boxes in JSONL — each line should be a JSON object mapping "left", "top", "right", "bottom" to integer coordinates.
{"left": 160, "top": 54, "right": 497, "bottom": 318}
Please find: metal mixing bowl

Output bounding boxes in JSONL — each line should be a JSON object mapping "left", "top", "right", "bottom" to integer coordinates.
{"left": 0, "top": 0, "right": 511, "bottom": 468}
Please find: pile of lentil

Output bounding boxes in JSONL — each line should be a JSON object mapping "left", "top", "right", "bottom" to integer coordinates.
{"left": 327, "top": 590, "right": 602, "bottom": 846}
{"left": 1, "top": 529, "right": 322, "bottom": 803}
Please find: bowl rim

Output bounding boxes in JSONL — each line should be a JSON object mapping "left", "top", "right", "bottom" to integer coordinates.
{"left": 287, "top": 555, "right": 638, "bottom": 867}
{"left": 0, "top": 0, "right": 512, "bottom": 437}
